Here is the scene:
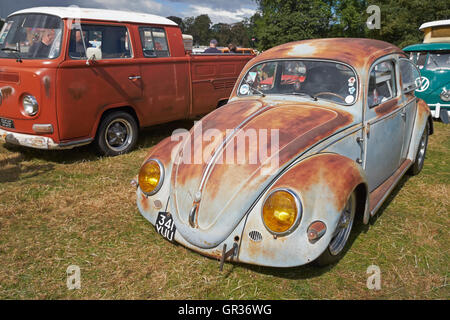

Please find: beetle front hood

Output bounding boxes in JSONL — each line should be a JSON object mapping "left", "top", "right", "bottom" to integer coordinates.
{"left": 169, "top": 99, "right": 354, "bottom": 248}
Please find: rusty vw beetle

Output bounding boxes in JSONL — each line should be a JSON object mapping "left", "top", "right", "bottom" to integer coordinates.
{"left": 134, "top": 38, "right": 433, "bottom": 268}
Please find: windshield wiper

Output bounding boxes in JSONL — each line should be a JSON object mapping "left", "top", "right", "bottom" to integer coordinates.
{"left": 244, "top": 81, "right": 266, "bottom": 97}
{"left": 286, "top": 92, "right": 318, "bottom": 101}
{"left": 428, "top": 55, "right": 441, "bottom": 69}
{"left": 1, "top": 47, "right": 23, "bottom": 63}
{"left": 251, "top": 87, "right": 266, "bottom": 97}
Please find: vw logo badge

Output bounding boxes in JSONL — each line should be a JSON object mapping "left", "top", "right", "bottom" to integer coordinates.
{"left": 416, "top": 76, "right": 430, "bottom": 92}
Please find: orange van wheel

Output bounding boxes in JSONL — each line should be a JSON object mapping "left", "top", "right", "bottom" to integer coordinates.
{"left": 95, "top": 111, "right": 139, "bottom": 156}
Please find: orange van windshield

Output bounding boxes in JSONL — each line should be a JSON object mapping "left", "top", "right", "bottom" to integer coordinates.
{"left": 0, "top": 13, "right": 63, "bottom": 60}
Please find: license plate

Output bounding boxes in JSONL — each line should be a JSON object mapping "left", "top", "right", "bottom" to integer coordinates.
{"left": 0, "top": 117, "right": 14, "bottom": 129}
{"left": 155, "top": 212, "right": 176, "bottom": 242}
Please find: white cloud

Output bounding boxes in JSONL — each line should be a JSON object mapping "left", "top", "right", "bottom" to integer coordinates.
{"left": 90, "top": 0, "right": 164, "bottom": 14}
{"left": 185, "top": 5, "right": 256, "bottom": 24}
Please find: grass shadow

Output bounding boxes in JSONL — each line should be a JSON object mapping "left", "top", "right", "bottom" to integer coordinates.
{"left": 3, "top": 143, "right": 98, "bottom": 164}
{"left": 0, "top": 153, "right": 55, "bottom": 183}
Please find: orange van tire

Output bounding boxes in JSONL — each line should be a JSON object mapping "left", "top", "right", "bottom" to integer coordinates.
{"left": 94, "top": 111, "right": 139, "bottom": 156}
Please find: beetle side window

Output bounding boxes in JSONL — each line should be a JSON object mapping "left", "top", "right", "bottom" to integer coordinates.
{"left": 400, "top": 59, "right": 421, "bottom": 93}
{"left": 139, "top": 27, "right": 170, "bottom": 58}
{"left": 69, "top": 24, "right": 132, "bottom": 59}
{"left": 368, "top": 61, "right": 397, "bottom": 108}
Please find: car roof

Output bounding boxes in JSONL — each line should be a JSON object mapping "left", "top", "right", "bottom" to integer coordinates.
{"left": 8, "top": 7, "right": 178, "bottom": 26}
{"left": 404, "top": 43, "right": 450, "bottom": 52}
{"left": 419, "top": 19, "right": 450, "bottom": 31}
{"left": 251, "top": 38, "right": 404, "bottom": 69}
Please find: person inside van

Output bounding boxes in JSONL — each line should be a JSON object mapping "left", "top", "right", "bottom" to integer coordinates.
{"left": 228, "top": 43, "right": 237, "bottom": 53}
{"left": 203, "top": 39, "right": 221, "bottom": 53}
{"left": 29, "top": 29, "right": 55, "bottom": 58}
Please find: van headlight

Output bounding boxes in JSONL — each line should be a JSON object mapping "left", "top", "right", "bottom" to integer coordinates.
{"left": 262, "top": 188, "right": 302, "bottom": 235}
{"left": 138, "top": 159, "right": 164, "bottom": 196}
{"left": 440, "top": 89, "right": 450, "bottom": 102}
{"left": 22, "top": 95, "right": 39, "bottom": 116}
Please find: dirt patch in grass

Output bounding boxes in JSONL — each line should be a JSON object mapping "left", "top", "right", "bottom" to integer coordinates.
{"left": 0, "top": 121, "right": 448, "bottom": 299}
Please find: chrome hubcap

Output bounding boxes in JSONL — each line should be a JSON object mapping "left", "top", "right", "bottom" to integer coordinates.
{"left": 417, "top": 132, "right": 427, "bottom": 167}
{"left": 329, "top": 193, "right": 356, "bottom": 256}
{"left": 105, "top": 119, "right": 133, "bottom": 152}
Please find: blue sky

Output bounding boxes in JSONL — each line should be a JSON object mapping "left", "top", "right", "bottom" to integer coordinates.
{"left": 0, "top": 0, "right": 258, "bottom": 24}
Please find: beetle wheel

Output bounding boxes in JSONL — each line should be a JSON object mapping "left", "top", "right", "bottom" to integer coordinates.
{"left": 314, "top": 191, "right": 356, "bottom": 266}
{"left": 408, "top": 123, "right": 429, "bottom": 176}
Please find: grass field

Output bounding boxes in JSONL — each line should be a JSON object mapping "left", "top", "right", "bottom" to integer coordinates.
{"left": 0, "top": 121, "right": 448, "bottom": 300}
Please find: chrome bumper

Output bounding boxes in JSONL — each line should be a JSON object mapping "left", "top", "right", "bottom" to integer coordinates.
{"left": 0, "top": 128, "right": 92, "bottom": 150}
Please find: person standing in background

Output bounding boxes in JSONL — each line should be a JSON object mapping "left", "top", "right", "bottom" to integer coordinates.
{"left": 203, "top": 39, "right": 221, "bottom": 53}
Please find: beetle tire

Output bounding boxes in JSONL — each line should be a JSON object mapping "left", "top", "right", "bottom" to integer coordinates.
{"left": 408, "top": 123, "right": 429, "bottom": 176}
{"left": 95, "top": 111, "right": 138, "bottom": 156}
{"left": 314, "top": 191, "right": 357, "bottom": 267}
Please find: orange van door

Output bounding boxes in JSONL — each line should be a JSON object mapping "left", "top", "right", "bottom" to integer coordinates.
{"left": 136, "top": 26, "right": 189, "bottom": 126}
{"left": 57, "top": 23, "right": 142, "bottom": 141}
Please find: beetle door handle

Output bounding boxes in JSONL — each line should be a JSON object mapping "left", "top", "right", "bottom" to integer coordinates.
{"left": 128, "top": 75, "right": 141, "bottom": 80}
{"left": 401, "top": 111, "right": 407, "bottom": 120}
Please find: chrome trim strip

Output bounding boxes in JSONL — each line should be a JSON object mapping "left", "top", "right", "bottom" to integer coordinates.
{"left": 58, "top": 138, "right": 93, "bottom": 148}
{"left": 197, "top": 104, "right": 274, "bottom": 194}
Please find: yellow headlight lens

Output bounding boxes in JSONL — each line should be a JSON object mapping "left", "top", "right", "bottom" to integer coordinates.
{"left": 138, "top": 160, "right": 162, "bottom": 195}
{"left": 262, "top": 190, "right": 299, "bottom": 234}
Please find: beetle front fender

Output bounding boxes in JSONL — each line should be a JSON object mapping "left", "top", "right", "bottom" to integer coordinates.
{"left": 238, "top": 153, "right": 368, "bottom": 267}
{"left": 137, "top": 134, "right": 184, "bottom": 224}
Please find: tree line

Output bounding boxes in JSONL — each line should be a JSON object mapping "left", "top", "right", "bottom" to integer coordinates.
{"left": 168, "top": 0, "right": 450, "bottom": 50}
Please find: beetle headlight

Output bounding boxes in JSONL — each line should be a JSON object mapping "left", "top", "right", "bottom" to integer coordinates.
{"left": 22, "top": 95, "right": 39, "bottom": 116}
{"left": 440, "top": 89, "right": 450, "bottom": 102}
{"left": 262, "top": 189, "right": 302, "bottom": 235}
{"left": 138, "top": 159, "right": 164, "bottom": 196}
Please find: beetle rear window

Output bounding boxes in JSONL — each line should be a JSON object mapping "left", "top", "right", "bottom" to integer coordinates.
{"left": 238, "top": 60, "right": 358, "bottom": 105}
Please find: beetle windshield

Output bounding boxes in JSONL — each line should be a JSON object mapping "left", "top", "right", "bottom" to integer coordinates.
{"left": 238, "top": 60, "right": 358, "bottom": 105}
{"left": 0, "top": 14, "right": 63, "bottom": 60}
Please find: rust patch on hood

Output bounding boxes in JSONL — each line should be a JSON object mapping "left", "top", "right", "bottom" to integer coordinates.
{"left": 43, "top": 76, "right": 51, "bottom": 98}
{"left": 172, "top": 100, "right": 355, "bottom": 231}
{"left": 0, "top": 86, "right": 14, "bottom": 101}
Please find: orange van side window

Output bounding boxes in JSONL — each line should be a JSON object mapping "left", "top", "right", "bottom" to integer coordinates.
{"left": 139, "top": 27, "right": 170, "bottom": 58}
{"left": 69, "top": 24, "right": 132, "bottom": 59}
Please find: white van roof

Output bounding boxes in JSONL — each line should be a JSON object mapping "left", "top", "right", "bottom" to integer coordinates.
{"left": 9, "top": 7, "right": 178, "bottom": 26}
{"left": 419, "top": 19, "right": 450, "bottom": 31}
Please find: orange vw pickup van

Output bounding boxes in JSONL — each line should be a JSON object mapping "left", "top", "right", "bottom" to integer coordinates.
{"left": 0, "top": 7, "right": 254, "bottom": 155}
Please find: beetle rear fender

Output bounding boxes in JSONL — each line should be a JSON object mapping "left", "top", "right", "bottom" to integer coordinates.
{"left": 407, "top": 99, "right": 432, "bottom": 161}
{"left": 238, "top": 153, "right": 369, "bottom": 267}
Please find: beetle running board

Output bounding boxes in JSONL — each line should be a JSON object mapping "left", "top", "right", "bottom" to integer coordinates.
{"left": 219, "top": 243, "right": 238, "bottom": 271}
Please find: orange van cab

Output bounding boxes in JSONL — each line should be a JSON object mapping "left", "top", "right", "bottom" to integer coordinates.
{"left": 0, "top": 7, "right": 254, "bottom": 155}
